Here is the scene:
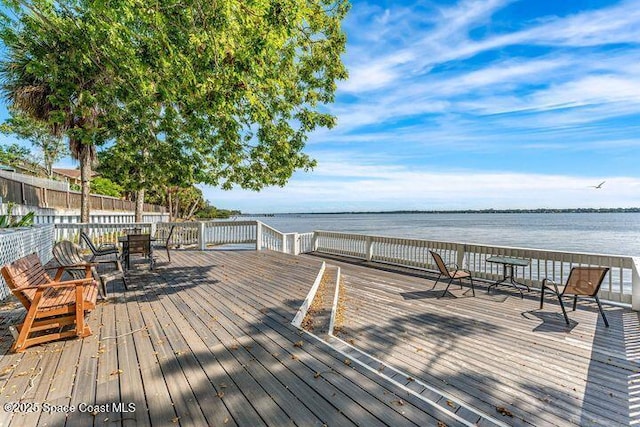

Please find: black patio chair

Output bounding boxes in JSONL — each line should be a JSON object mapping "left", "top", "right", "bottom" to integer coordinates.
{"left": 80, "top": 230, "right": 119, "bottom": 262}
{"left": 153, "top": 224, "right": 176, "bottom": 263}
{"left": 540, "top": 266, "right": 610, "bottom": 327}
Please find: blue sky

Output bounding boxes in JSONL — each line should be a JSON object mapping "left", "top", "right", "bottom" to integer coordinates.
{"left": 3, "top": 0, "right": 640, "bottom": 213}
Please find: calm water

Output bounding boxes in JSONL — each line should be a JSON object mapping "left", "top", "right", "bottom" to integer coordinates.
{"left": 243, "top": 212, "right": 640, "bottom": 257}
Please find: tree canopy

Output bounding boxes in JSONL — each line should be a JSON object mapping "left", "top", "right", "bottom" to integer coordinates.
{"left": 0, "top": 0, "right": 349, "bottom": 219}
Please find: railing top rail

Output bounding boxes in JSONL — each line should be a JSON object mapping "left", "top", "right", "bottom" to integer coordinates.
{"left": 313, "top": 229, "right": 634, "bottom": 261}
{"left": 259, "top": 221, "right": 284, "bottom": 235}
{"left": 55, "top": 222, "right": 153, "bottom": 228}
{"left": 203, "top": 220, "right": 258, "bottom": 227}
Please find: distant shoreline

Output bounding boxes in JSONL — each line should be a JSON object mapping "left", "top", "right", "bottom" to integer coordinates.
{"left": 245, "top": 207, "right": 640, "bottom": 216}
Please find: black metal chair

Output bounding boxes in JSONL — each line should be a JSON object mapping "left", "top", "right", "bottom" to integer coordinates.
{"left": 80, "top": 231, "right": 119, "bottom": 262}
{"left": 123, "top": 234, "right": 154, "bottom": 270}
{"left": 540, "top": 267, "right": 610, "bottom": 327}
{"left": 429, "top": 250, "right": 475, "bottom": 297}
{"left": 153, "top": 225, "right": 176, "bottom": 263}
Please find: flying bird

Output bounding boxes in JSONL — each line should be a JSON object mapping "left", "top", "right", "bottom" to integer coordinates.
{"left": 590, "top": 181, "right": 605, "bottom": 189}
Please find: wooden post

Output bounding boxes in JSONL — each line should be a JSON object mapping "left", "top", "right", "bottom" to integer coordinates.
{"left": 20, "top": 182, "right": 26, "bottom": 204}
{"left": 456, "top": 243, "right": 466, "bottom": 269}
{"left": 312, "top": 232, "right": 318, "bottom": 252}
{"left": 42, "top": 188, "right": 48, "bottom": 207}
{"left": 293, "top": 233, "right": 300, "bottom": 255}
{"left": 632, "top": 257, "right": 640, "bottom": 311}
{"left": 256, "top": 221, "right": 262, "bottom": 251}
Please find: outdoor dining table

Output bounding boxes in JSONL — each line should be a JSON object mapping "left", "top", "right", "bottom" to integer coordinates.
{"left": 118, "top": 234, "right": 156, "bottom": 270}
{"left": 486, "top": 255, "right": 530, "bottom": 298}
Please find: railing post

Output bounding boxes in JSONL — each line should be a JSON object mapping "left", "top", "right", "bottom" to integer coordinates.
{"left": 312, "top": 232, "right": 318, "bottom": 252}
{"left": 456, "top": 243, "right": 466, "bottom": 269}
{"left": 150, "top": 222, "right": 157, "bottom": 238}
{"left": 632, "top": 257, "right": 640, "bottom": 311}
{"left": 365, "top": 236, "right": 373, "bottom": 261}
{"left": 293, "top": 233, "right": 300, "bottom": 255}
{"left": 256, "top": 221, "right": 262, "bottom": 251}
{"left": 198, "top": 221, "right": 206, "bottom": 251}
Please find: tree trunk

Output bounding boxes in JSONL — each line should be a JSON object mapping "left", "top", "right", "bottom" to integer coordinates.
{"left": 78, "top": 141, "right": 92, "bottom": 223}
{"left": 167, "top": 188, "right": 173, "bottom": 222}
{"left": 186, "top": 200, "right": 199, "bottom": 219}
{"left": 135, "top": 188, "right": 145, "bottom": 222}
{"left": 174, "top": 193, "right": 180, "bottom": 219}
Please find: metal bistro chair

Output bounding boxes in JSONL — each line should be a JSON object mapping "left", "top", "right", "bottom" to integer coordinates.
{"left": 124, "top": 234, "right": 154, "bottom": 270}
{"left": 540, "top": 267, "right": 610, "bottom": 327}
{"left": 153, "top": 224, "right": 176, "bottom": 263}
{"left": 429, "top": 250, "right": 475, "bottom": 297}
{"left": 80, "top": 231, "right": 119, "bottom": 262}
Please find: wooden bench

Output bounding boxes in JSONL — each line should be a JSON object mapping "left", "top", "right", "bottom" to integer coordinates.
{"left": 0, "top": 253, "right": 99, "bottom": 352}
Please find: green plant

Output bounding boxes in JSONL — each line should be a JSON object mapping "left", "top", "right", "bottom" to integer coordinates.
{"left": 0, "top": 203, "right": 35, "bottom": 228}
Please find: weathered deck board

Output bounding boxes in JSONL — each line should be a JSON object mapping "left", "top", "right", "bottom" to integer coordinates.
{"left": 308, "top": 254, "right": 638, "bottom": 427}
{"left": 1, "top": 249, "right": 460, "bottom": 426}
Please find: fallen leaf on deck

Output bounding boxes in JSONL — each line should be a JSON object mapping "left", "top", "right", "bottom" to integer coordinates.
{"left": 294, "top": 341, "right": 303, "bottom": 348}
{"left": 171, "top": 417, "right": 180, "bottom": 423}
{"left": 216, "top": 391, "right": 224, "bottom": 398}
{"left": 314, "top": 372, "right": 321, "bottom": 378}
{"left": 110, "top": 369, "right": 123, "bottom": 376}
{"left": 496, "top": 406, "right": 513, "bottom": 417}
{"left": 344, "top": 359, "right": 351, "bottom": 366}
{"left": 446, "top": 400, "right": 455, "bottom": 408}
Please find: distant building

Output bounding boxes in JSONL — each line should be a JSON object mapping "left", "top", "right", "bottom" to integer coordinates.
{"left": 52, "top": 168, "right": 98, "bottom": 186}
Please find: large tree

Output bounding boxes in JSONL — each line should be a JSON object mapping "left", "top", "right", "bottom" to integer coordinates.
{"left": 107, "top": 0, "right": 349, "bottom": 214}
{"left": 2, "top": 0, "right": 349, "bottom": 220}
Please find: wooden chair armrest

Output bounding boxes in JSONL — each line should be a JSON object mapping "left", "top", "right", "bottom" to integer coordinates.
{"left": 18, "top": 277, "right": 94, "bottom": 291}
{"left": 51, "top": 263, "right": 98, "bottom": 269}
{"left": 42, "top": 278, "right": 94, "bottom": 289}
{"left": 48, "top": 264, "right": 93, "bottom": 281}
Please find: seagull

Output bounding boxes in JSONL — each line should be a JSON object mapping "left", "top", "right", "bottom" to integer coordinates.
{"left": 590, "top": 181, "right": 605, "bottom": 189}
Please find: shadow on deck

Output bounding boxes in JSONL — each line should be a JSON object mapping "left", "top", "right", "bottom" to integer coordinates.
{"left": 306, "top": 252, "right": 639, "bottom": 426}
{"left": 1, "top": 249, "right": 473, "bottom": 427}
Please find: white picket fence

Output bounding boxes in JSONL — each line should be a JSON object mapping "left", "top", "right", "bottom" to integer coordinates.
{"left": 311, "top": 230, "right": 640, "bottom": 308}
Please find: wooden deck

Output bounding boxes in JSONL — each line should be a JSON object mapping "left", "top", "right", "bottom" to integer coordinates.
{"left": 308, "top": 253, "right": 639, "bottom": 427}
{"left": 0, "top": 250, "right": 468, "bottom": 427}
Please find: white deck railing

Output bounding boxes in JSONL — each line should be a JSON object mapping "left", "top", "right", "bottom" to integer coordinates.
{"left": 312, "top": 230, "right": 640, "bottom": 308}
{"left": 3, "top": 222, "right": 638, "bottom": 309}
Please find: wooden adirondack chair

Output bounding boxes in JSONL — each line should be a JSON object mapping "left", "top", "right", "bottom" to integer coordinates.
{"left": 53, "top": 240, "right": 123, "bottom": 298}
{"left": 1, "top": 253, "right": 99, "bottom": 352}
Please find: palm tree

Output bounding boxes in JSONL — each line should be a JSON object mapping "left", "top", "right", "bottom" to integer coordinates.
{"left": 0, "top": 8, "right": 106, "bottom": 222}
